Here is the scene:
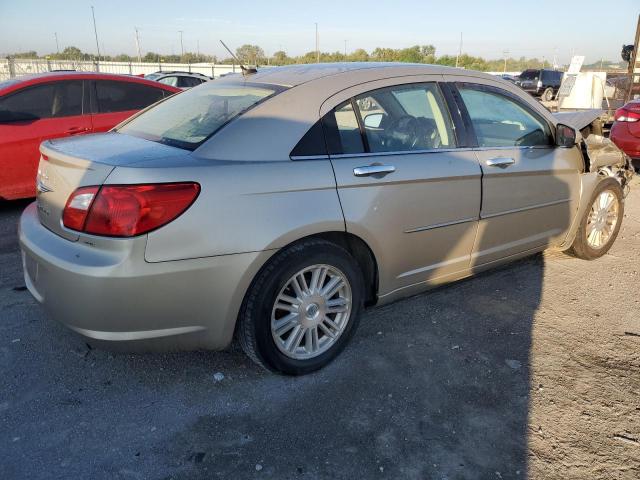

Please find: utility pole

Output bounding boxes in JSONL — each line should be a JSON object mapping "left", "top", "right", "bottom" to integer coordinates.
{"left": 503, "top": 49, "right": 509, "bottom": 73}
{"left": 455, "top": 32, "right": 462, "bottom": 68}
{"left": 179, "top": 30, "right": 184, "bottom": 60}
{"left": 315, "top": 23, "right": 319, "bottom": 63}
{"left": 91, "top": 6, "right": 101, "bottom": 62}
{"left": 54, "top": 32, "right": 60, "bottom": 54}
{"left": 134, "top": 27, "right": 142, "bottom": 63}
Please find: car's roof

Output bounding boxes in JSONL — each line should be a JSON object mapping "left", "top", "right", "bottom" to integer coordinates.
{"left": 216, "top": 62, "right": 493, "bottom": 88}
{"left": 0, "top": 71, "right": 181, "bottom": 95}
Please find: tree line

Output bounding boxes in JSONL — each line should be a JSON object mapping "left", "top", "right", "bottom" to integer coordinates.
{"left": 8, "top": 44, "right": 563, "bottom": 72}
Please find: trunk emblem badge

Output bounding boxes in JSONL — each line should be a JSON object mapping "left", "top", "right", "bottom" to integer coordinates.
{"left": 36, "top": 179, "right": 53, "bottom": 194}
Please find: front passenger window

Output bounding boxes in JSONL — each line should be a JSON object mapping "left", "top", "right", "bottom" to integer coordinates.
{"left": 459, "top": 86, "right": 553, "bottom": 147}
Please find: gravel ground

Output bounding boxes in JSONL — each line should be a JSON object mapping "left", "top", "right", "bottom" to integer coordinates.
{"left": 0, "top": 179, "right": 638, "bottom": 480}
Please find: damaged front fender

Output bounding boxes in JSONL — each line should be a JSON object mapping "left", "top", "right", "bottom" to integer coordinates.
{"left": 582, "top": 135, "right": 634, "bottom": 193}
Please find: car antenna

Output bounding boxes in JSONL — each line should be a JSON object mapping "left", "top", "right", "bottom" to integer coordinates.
{"left": 220, "top": 40, "right": 258, "bottom": 76}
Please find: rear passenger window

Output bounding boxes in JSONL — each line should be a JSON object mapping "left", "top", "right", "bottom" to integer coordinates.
{"left": 95, "top": 81, "right": 166, "bottom": 113}
{"left": 354, "top": 83, "right": 455, "bottom": 152}
{"left": 0, "top": 81, "right": 83, "bottom": 121}
{"left": 158, "top": 76, "right": 178, "bottom": 87}
{"left": 178, "top": 77, "right": 202, "bottom": 88}
{"left": 290, "top": 120, "right": 327, "bottom": 157}
{"left": 331, "top": 101, "right": 365, "bottom": 154}
{"left": 459, "top": 86, "right": 553, "bottom": 147}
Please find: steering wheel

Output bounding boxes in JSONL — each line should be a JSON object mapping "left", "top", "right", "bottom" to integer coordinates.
{"left": 385, "top": 115, "right": 421, "bottom": 150}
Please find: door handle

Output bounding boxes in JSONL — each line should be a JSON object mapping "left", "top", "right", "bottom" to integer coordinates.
{"left": 486, "top": 157, "right": 515, "bottom": 168}
{"left": 353, "top": 164, "right": 396, "bottom": 177}
{"left": 65, "top": 126, "right": 90, "bottom": 135}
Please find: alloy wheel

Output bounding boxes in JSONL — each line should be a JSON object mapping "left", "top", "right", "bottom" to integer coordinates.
{"left": 586, "top": 189, "right": 619, "bottom": 249}
{"left": 271, "top": 264, "right": 352, "bottom": 360}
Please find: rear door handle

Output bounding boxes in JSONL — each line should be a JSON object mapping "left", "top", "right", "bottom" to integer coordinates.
{"left": 65, "top": 126, "right": 90, "bottom": 135}
{"left": 353, "top": 164, "right": 396, "bottom": 177}
{"left": 486, "top": 157, "right": 515, "bottom": 168}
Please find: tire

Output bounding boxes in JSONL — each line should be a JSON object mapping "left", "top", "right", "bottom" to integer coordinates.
{"left": 568, "top": 178, "right": 624, "bottom": 260}
{"left": 542, "top": 87, "right": 554, "bottom": 102}
{"left": 237, "top": 239, "right": 364, "bottom": 375}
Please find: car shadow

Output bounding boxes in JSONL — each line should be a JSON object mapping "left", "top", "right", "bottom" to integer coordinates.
{"left": 3, "top": 229, "right": 547, "bottom": 480}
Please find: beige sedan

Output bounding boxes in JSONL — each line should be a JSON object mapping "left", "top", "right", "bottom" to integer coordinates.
{"left": 20, "top": 63, "right": 633, "bottom": 374}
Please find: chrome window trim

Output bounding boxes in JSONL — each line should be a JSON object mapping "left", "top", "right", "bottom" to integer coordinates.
{"left": 327, "top": 144, "right": 553, "bottom": 160}
{"left": 475, "top": 145, "right": 554, "bottom": 151}
{"left": 290, "top": 154, "right": 330, "bottom": 161}
{"left": 329, "top": 147, "right": 475, "bottom": 159}
{"left": 404, "top": 217, "right": 477, "bottom": 234}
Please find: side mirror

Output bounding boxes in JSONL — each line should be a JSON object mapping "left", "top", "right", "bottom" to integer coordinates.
{"left": 556, "top": 123, "right": 576, "bottom": 148}
{"left": 364, "top": 112, "right": 383, "bottom": 128}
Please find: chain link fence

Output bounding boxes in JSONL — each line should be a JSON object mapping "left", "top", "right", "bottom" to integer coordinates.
{"left": 0, "top": 58, "right": 238, "bottom": 81}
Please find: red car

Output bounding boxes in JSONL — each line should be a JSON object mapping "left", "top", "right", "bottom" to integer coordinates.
{"left": 0, "top": 72, "right": 180, "bottom": 200}
{"left": 610, "top": 99, "right": 640, "bottom": 170}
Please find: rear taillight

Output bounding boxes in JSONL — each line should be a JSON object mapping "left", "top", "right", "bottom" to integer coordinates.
{"left": 62, "top": 183, "right": 200, "bottom": 237}
{"left": 62, "top": 186, "right": 99, "bottom": 231}
{"left": 614, "top": 105, "right": 640, "bottom": 123}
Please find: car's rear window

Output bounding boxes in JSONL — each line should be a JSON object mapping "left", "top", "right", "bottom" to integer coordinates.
{"left": 519, "top": 70, "right": 540, "bottom": 80}
{"left": 117, "top": 82, "right": 280, "bottom": 150}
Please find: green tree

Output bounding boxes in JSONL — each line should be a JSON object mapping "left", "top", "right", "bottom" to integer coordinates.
{"left": 9, "top": 50, "right": 38, "bottom": 58}
{"left": 271, "top": 50, "right": 290, "bottom": 65}
{"left": 235, "top": 44, "right": 265, "bottom": 65}
{"left": 348, "top": 48, "right": 369, "bottom": 62}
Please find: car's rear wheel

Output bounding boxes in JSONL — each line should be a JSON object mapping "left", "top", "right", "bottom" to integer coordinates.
{"left": 542, "top": 87, "right": 554, "bottom": 102}
{"left": 568, "top": 178, "right": 624, "bottom": 260}
{"left": 237, "top": 239, "right": 364, "bottom": 375}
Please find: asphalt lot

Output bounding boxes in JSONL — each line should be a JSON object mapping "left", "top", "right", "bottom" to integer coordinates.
{"left": 1, "top": 180, "right": 639, "bottom": 480}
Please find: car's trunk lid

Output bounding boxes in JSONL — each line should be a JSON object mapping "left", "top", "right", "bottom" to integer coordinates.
{"left": 36, "top": 132, "right": 189, "bottom": 241}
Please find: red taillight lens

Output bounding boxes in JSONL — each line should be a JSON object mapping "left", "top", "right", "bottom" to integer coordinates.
{"left": 614, "top": 107, "right": 640, "bottom": 122}
{"left": 62, "top": 186, "right": 99, "bottom": 231}
{"left": 63, "top": 183, "right": 200, "bottom": 237}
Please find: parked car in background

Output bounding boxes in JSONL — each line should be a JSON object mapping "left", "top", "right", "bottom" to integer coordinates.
{"left": 20, "top": 63, "right": 632, "bottom": 375}
{"left": 500, "top": 74, "right": 518, "bottom": 83}
{"left": 0, "top": 72, "right": 180, "bottom": 200}
{"left": 144, "top": 71, "right": 211, "bottom": 89}
{"left": 610, "top": 99, "right": 640, "bottom": 170}
{"left": 516, "top": 68, "right": 563, "bottom": 101}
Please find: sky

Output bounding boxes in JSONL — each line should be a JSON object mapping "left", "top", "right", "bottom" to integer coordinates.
{"left": 0, "top": 0, "right": 638, "bottom": 64}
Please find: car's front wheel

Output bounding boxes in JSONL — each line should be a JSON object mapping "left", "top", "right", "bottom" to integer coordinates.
{"left": 568, "top": 178, "right": 624, "bottom": 260}
{"left": 237, "top": 239, "right": 364, "bottom": 375}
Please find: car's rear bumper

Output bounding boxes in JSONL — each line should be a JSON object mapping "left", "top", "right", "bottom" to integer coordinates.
{"left": 19, "top": 202, "right": 274, "bottom": 351}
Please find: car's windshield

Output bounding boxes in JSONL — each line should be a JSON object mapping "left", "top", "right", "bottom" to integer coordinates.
{"left": 118, "top": 82, "right": 279, "bottom": 150}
